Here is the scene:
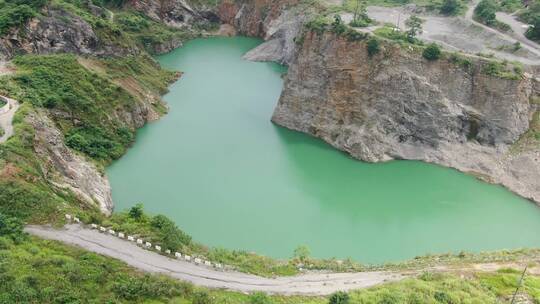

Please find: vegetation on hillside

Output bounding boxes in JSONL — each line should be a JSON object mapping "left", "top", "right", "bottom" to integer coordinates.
{"left": 0, "top": 54, "right": 175, "bottom": 223}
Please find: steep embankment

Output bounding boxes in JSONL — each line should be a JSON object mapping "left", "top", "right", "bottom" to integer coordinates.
{"left": 273, "top": 31, "right": 540, "bottom": 203}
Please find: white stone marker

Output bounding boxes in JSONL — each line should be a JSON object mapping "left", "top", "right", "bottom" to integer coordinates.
{"left": 108, "top": 229, "right": 115, "bottom": 235}
{"left": 175, "top": 252, "right": 182, "bottom": 259}
{"left": 128, "top": 236, "right": 135, "bottom": 241}
{"left": 194, "top": 258, "right": 202, "bottom": 264}
{"left": 137, "top": 239, "right": 143, "bottom": 245}
{"left": 215, "top": 263, "right": 222, "bottom": 269}
{"left": 74, "top": 217, "right": 80, "bottom": 223}
{"left": 118, "top": 233, "right": 125, "bottom": 238}
{"left": 100, "top": 227, "right": 106, "bottom": 232}
{"left": 145, "top": 242, "right": 152, "bottom": 248}
{"left": 184, "top": 255, "right": 191, "bottom": 261}
{"left": 155, "top": 245, "right": 161, "bottom": 251}
{"left": 65, "top": 214, "right": 72, "bottom": 220}
{"left": 165, "top": 249, "right": 171, "bottom": 254}
{"left": 204, "top": 261, "right": 212, "bottom": 266}
{"left": 91, "top": 224, "right": 98, "bottom": 229}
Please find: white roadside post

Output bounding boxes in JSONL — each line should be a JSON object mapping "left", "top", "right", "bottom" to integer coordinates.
{"left": 184, "top": 255, "right": 191, "bottom": 261}
{"left": 165, "top": 249, "right": 171, "bottom": 254}
{"left": 204, "top": 261, "right": 212, "bottom": 267}
{"left": 90, "top": 224, "right": 98, "bottom": 229}
{"left": 194, "top": 258, "right": 202, "bottom": 264}
{"left": 175, "top": 252, "right": 182, "bottom": 259}
{"left": 145, "top": 242, "right": 152, "bottom": 248}
{"left": 137, "top": 239, "right": 143, "bottom": 245}
{"left": 155, "top": 245, "right": 161, "bottom": 252}
{"left": 118, "top": 233, "right": 125, "bottom": 239}
{"left": 108, "top": 229, "right": 115, "bottom": 236}
{"left": 65, "top": 214, "right": 72, "bottom": 221}
{"left": 128, "top": 236, "right": 135, "bottom": 241}
{"left": 74, "top": 217, "right": 80, "bottom": 223}
{"left": 99, "top": 227, "right": 106, "bottom": 232}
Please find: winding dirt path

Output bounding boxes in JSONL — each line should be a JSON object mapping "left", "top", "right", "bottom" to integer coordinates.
{"left": 25, "top": 224, "right": 540, "bottom": 295}
{"left": 0, "top": 96, "right": 19, "bottom": 143}
{"left": 25, "top": 224, "right": 405, "bottom": 296}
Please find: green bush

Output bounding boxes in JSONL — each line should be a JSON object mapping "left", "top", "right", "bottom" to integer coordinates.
{"left": 474, "top": 0, "right": 498, "bottom": 25}
{"left": 440, "top": 0, "right": 461, "bottom": 15}
{"left": 0, "top": 0, "right": 46, "bottom": 35}
{"left": 367, "top": 38, "right": 380, "bottom": 56}
{"left": 423, "top": 43, "right": 442, "bottom": 60}
{"left": 329, "top": 291, "right": 350, "bottom": 304}
{"left": 193, "top": 290, "right": 213, "bottom": 304}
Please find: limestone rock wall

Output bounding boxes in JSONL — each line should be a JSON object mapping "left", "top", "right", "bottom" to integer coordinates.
{"left": 273, "top": 31, "right": 540, "bottom": 203}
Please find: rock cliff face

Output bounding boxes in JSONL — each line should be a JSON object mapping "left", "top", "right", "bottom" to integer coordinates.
{"left": 273, "top": 31, "right": 540, "bottom": 203}
{"left": 127, "top": 0, "right": 219, "bottom": 29}
{"left": 0, "top": 6, "right": 135, "bottom": 60}
{"left": 217, "top": 0, "right": 311, "bottom": 65}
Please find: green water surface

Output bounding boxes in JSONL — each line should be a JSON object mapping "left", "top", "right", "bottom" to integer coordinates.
{"left": 107, "top": 37, "right": 540, "bottom": 263}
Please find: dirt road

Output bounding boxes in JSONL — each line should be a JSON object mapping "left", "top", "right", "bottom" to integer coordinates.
{"left": 25, "top": 224, "right": 404, "bottom": 295}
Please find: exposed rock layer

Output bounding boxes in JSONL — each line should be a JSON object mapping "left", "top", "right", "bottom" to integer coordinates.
{"left": 273, "top": 32, "right": 540, "bottom": 203}
{"left": 0, "top": 7, "right": 136, "bottom": 60}
{"left": 217, "top": 0, "right": 310, "bottom": 65}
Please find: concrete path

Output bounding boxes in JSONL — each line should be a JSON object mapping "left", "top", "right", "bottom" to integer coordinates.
{"left": 25, "top": 224, "right": 404, "bottom": 296}
{"left": 0, "top": 96, "right": 19, "bottom": 143}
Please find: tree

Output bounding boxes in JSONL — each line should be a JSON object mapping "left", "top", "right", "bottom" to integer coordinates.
{"left": 440, "top": 0, "right": 460, "bottom": 15}
{"left": 405, "top": 15, "right": 423, "bottom": 43}
{"left": 329, "top": 291, "right": 350, "bottom": 304}
{"left": 423, "top": 43, "right": 442, "bottom": 60}
{"left": 129, "top": 203, "right": 144, "bottom": 220}
{"left": 293, "top": 245, "right": 311, "bottom": 262}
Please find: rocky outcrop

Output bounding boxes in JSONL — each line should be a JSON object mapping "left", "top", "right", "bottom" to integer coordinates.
{"left": 29, "top": 111, "right": 113, "bottom": 214}
{"left": 0, "top": 6, "right": 135, "bottom": 60}
{"left": 127, "top": 0, "right": 219, "bottom": 29}
{"left": 273, "top": 31, "right": 540, "bottom": 203}
{"left": 217, "top": 0, "right": 311, "bottom": 65}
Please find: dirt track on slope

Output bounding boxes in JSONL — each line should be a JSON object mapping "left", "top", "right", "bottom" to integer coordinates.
{"left": 26, "top": 224, "right": 540, "bottom": 295}
{"left": 25, "top": 224, "right": 404, "bottom": 296}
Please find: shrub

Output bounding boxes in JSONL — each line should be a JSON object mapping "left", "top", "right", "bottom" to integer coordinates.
{"left": 249, "top": 292, "right": 273, "bottom": 304}
{"left": 193, "top": 290, "right": 213, "bottom": 304}
{"left": 423, "top": 43, "right": 442, "bottom": 60}
{"left": 366, "top": 38, "right": 380, "bottom": 56}
{"left": 440, "top": 0, "right": 461, "bottom": 15}
{"left": 474, "top": 0, "right": 498, "bottom": 25}
{"left": 329, "top": 291, "right": 350, "bottom": 304}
